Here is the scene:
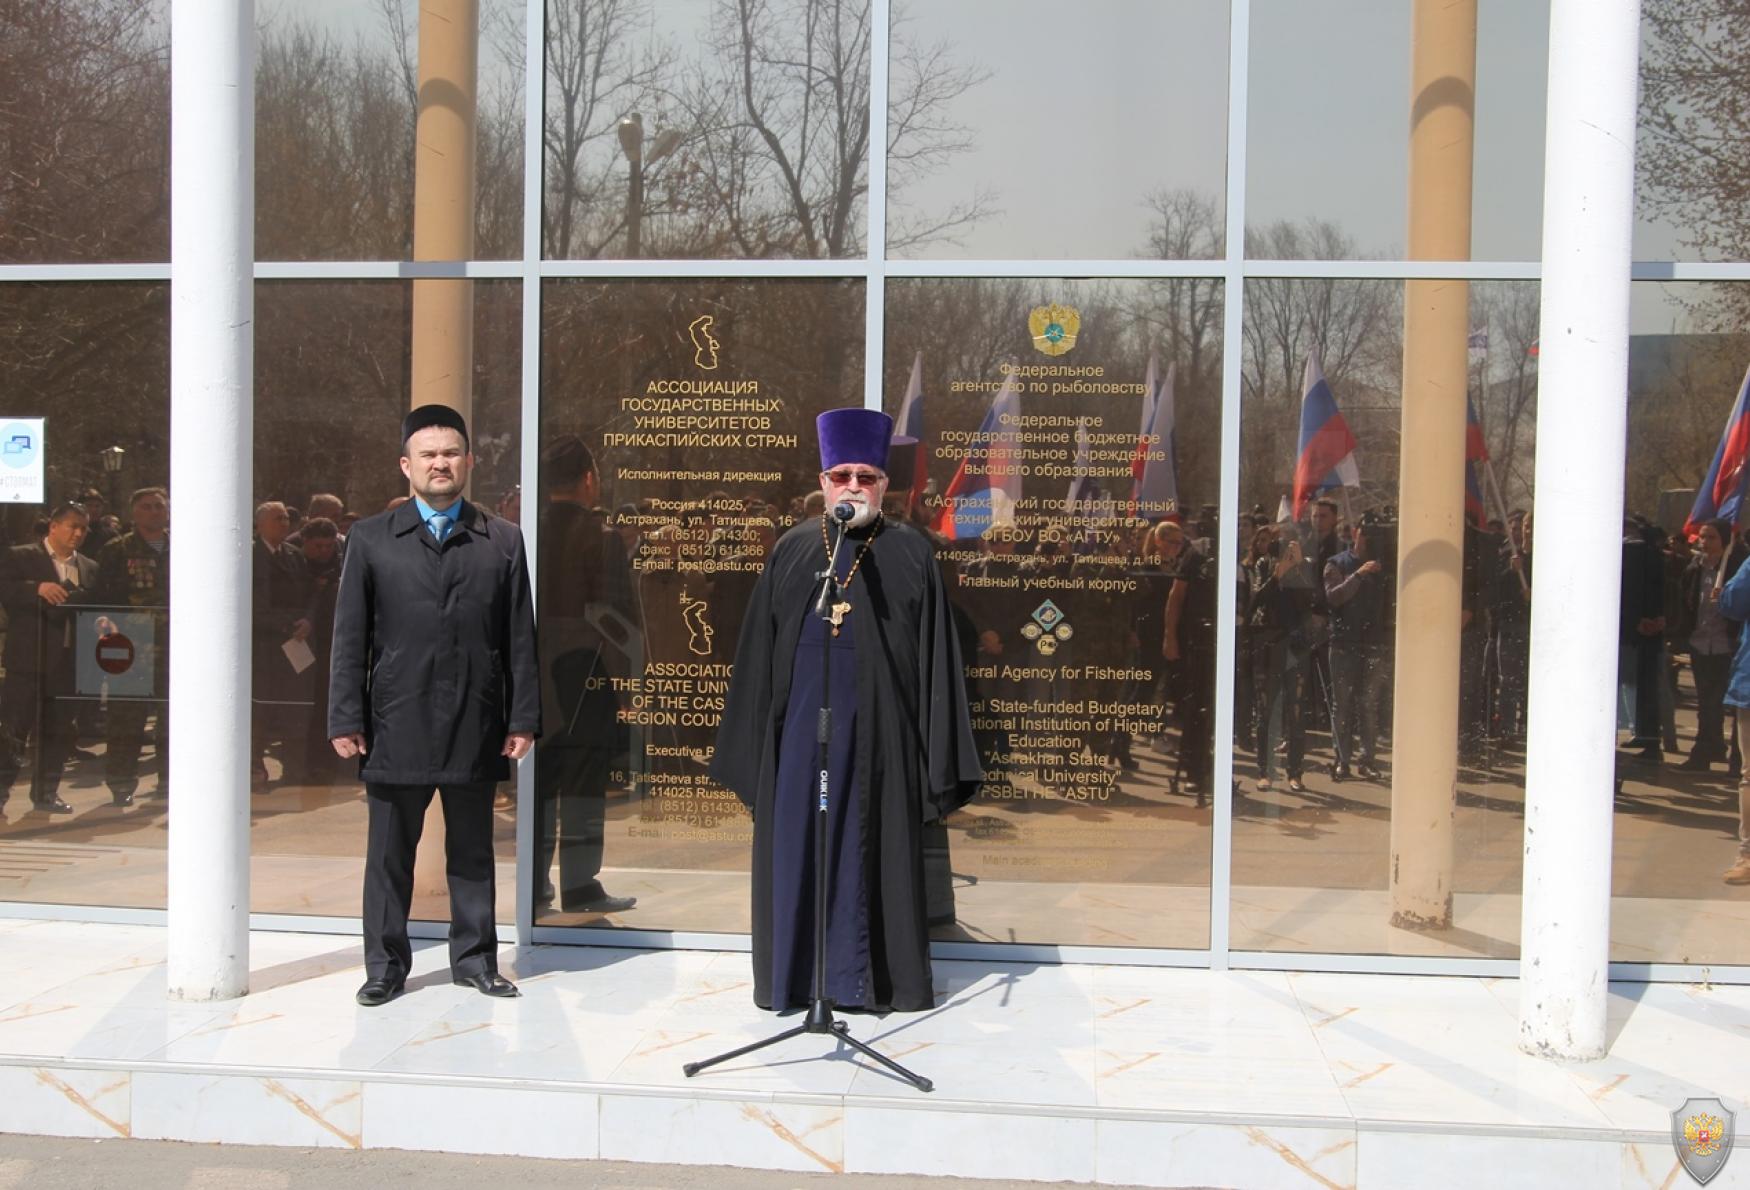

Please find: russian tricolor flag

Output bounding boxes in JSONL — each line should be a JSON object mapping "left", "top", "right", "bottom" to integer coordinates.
{"left": 1129, "top": 353, "right": 1159, "bottom": 492}
{"left": 1065, "top": 417, "right": 1101, "bottom": 552}
{"left": 1065, "top": 416, "right": 1093, "bottom": 519}
{"left": 1465, "top": 398, "right": 1489, "bottom": 527}
{"left": 895, "top": 351, "right": 927, "bottom": 504}
{"left": 933, "top": 372, "right": 1022, "bottom": 540}
{"left": 1686, "top": 362, "right": 1750, "bottom": 536}
{"left": 1291, "top": 350, "right": 1359, "bottom": 520}
{"left": 1132, "top": 361, "right": 1179, "bottom": 520}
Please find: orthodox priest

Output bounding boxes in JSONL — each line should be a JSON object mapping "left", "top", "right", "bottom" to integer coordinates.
{"left": 712, "top": 408, "right": 983, "bottom": 1013}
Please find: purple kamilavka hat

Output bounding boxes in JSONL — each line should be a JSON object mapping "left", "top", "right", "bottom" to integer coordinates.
{"left": 817, "top": 408, "right": 893, "bottom": 472}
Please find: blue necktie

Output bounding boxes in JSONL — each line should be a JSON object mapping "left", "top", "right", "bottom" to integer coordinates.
{"left": 429, "top": 512, "right": 451, "bottom": 543}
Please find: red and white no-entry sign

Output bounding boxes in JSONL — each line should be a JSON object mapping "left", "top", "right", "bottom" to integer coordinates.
{"left": 96, "top": 633, "right": 135, "bottom": 675}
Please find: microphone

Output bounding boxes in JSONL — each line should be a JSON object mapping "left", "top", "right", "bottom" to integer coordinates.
{"left": 832, "top": 502, "right": 857, "bottom": 522}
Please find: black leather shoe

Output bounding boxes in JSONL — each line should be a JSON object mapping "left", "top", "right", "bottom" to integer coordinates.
{"left": 111, "top": 792, "right": 134, "bottom": 808}
{"left": 355, "top": 976, "right": 405, "bottom": 1007}
{"left": 32, "top": 796, "right": 73, "bottom": 815}
{"left": 568, "top": 893, "right": 637, "bottom": 914}
{"left": 453, "top": 971, "right": 519, "bottom": 998}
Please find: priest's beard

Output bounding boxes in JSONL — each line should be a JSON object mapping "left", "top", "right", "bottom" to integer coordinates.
{"left": 839, "top": 496, "right": 880, "bottom": 529}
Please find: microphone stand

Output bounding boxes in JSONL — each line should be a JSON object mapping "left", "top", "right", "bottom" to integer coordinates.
{"left": 684, "top": 511, "right": 934, "bottom": 1093}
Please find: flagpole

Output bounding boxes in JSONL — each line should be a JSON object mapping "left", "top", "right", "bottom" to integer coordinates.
{"left": 1482, "top": 456, "right": 1530, "bottom": 597}
{"left": 1469, "top": 391, "right": 1529, "bottom": 597}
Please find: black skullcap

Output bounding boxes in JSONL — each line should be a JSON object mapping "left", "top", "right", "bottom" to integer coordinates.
{"left": 401, "top": 403, "right": 469, "bottom": 448}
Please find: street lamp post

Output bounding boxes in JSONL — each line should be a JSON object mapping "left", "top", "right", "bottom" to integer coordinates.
{"left": 618, "top": 114, "right": 644, "bottom": 258}
{"left": 618, "top": 113, "right": 684, "bottom": 258}
{"left": 101, "top": 444, "right": 126, "bottom": 513}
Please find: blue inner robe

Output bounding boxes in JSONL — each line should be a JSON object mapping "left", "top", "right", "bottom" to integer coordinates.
{"left": 767, "top": 550, "right": 872, "bottom": 1010}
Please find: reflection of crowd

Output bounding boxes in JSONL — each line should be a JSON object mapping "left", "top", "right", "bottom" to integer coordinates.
{"left": 16, "top": 446, "right": 1748, "bottom": 900}
{"left": 250, "top": 496, "right": 348, "bottom": 791}
{"left": 0, "top": 484, "right": 386, "bottom": 818}
{"left": 0, "top": 487, "right": 173, "bottom": 813}
{"left": 1617, "top": 512, "right": 1750, "bottom": 886}
{"left": 896, "top": 488, "right": 1554, "bottom": 821}
{"left": 1229, "top": 501, "right": 1538, "bottom": 795}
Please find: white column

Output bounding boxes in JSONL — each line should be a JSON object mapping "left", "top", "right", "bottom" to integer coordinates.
{"left": 167, "top": 0, "right": 254, "bottom": 1001}
{"left": 1518, "top": 0, "right": 1641, "bottom": 1059}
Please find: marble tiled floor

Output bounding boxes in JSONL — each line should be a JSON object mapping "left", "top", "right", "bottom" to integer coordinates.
{"left": 0, "top": 918, "right": 1747, "bottom": 1187}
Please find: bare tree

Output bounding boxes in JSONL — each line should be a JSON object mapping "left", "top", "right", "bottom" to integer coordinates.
{"left": 537, "top": 0, "right": 673, "bottom": 258}
{"left": 1134, "top": 189, "right": 1224, "bottom": 393}
{"left": 1469, "top": 282, "right": 1540, "bottom": 510}
{"left": 0, "top": 0, "right": 171, "bottom": 524}
{"left": 1239, "top": 219, "right": 1401, "bottom": 511}
{"left": 1623, "top": 327, "right": 1750, "bottom": 519}
{"left": 673, "top": 0, "right": 875, "bottom": 258}
{"left": 254, "top": 19, "right": 418, "bottom": 259}
{"left": 666, "top": 0, "right": 992, "bottom": 259}
{"left": 0, "top": 0, "right": 168, "bottom": 262}
{"left": 1639, "top": 0, "right": 1750, "bottom": 273}
{"left": 373, "top": 0, "right": 525, "bottom": 258}
{"left": 884, "top": 8, "right": 996, "bottom": 254}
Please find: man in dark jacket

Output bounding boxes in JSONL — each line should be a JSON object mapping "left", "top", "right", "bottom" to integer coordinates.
{"left": 251, "top": 501, "right": 311, "bottom": 790}
{"left": 1323, "top": 520, "right": 1388, "bottom": 780}
{"left": 536, "top": 435, "right": 638, "bottom": 915}
{"left": 1620, "top": 518, "right": 1667, "bottom": 761}
{"left": 0, "top": 502, "right": 99, "bottom": 812}
{"left": 95, "top": 487, "right": 170, "bottom": 803}
{"left": 329, "top": 405, "right": 540, "bottom": 1006}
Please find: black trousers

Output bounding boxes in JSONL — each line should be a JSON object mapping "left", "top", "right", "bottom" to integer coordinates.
{"left": 0, "top": 671, "right": 76, "bottom": 804}
{"left": 537, "top": 741, "right": 611, "bottom": 906}
{"left": 1692, "top": 652, "right": 1733, "bottom": 760}
{"left": 363, "top": 780, "right": 499, "bottom": 982}
{"left": 537, "top": 646, "right": 620, "bottom": 908}
{"left": 1176, "top": 638, "right": 1216, "bottom": 788}
{"left": 106, "top": 698, "right": 166, "bottom": 798}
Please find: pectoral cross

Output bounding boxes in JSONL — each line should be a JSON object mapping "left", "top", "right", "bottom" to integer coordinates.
{"left": 829, "top": 600, "right": 853, "bottom": 636}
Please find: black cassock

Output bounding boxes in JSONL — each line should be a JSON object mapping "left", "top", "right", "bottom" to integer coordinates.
{"left": 711, "top": 516, "right": 983, "bottom": 1012}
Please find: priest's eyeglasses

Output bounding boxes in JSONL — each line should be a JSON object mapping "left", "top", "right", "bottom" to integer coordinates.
{"left": 823, "top": 468, "right": 885, "bottom": 487}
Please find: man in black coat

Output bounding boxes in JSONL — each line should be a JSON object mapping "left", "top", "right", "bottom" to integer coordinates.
{"left": 0, "top": 502, "right": 99, "bottom": 812}
{"left": 712, "top": 408, "right": 983, "bottom": 1013}
{"left": 536, "top": 435, "right": 638, "bottom": 915}
{"left": 329, "top": 405, "right": 540, "bottom": 1006}
{"left": 251, "top": 501, "right": 312, "bottom": 790}
{"left": 95, "top": 486, "right": 170, "bottom": 803}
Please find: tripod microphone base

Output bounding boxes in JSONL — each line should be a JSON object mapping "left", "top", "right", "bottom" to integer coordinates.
{"left": 804, "top": 997, "right": 835, "bottom": 1034}
{"left": 682, "top": 1002, "right": 935, "bottom": 1093}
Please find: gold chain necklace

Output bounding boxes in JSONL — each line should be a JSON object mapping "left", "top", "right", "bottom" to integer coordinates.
{"left": 820, "top": 512, "right": 881, "bottom": 635}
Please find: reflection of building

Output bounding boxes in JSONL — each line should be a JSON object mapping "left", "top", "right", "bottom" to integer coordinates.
{"left": 9, "top": 0, "right": 1749, "bottom": 1169}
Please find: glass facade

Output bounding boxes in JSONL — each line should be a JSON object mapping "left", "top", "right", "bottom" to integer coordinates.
{"left": 1610, "top": 281, "right": 1750, "bottom": 966}
{"left": 0, "top": 2, "right": 170, "bottom": 264}
{"left": 3, "top": 1, "right": 1747, "bottom": 980}
{"left": 248, "top": 279, "right": 522, "bottom": 921}
{"left": 542, "top": 1, "right": 870, "bottom": 260}
{"left": 886, "top": 1, "right": 1229, "bottom": 261}
{"left": 0, "top": 282, "right": 170, "bottom": 903}
{"left": 255, "top": 0, "right": 527, "bottom": 260}
{"left": 1246, "top": 0, "right": 1549, "bottom": 262}
{"left": 534, "top": 277, "right": 865, "bottom": 928}
{"left": 885, "top": 277, "right": 1219, "bottom": 948}
{"left": 1229, "top": 280, "right": 1535, "bottom": 958}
